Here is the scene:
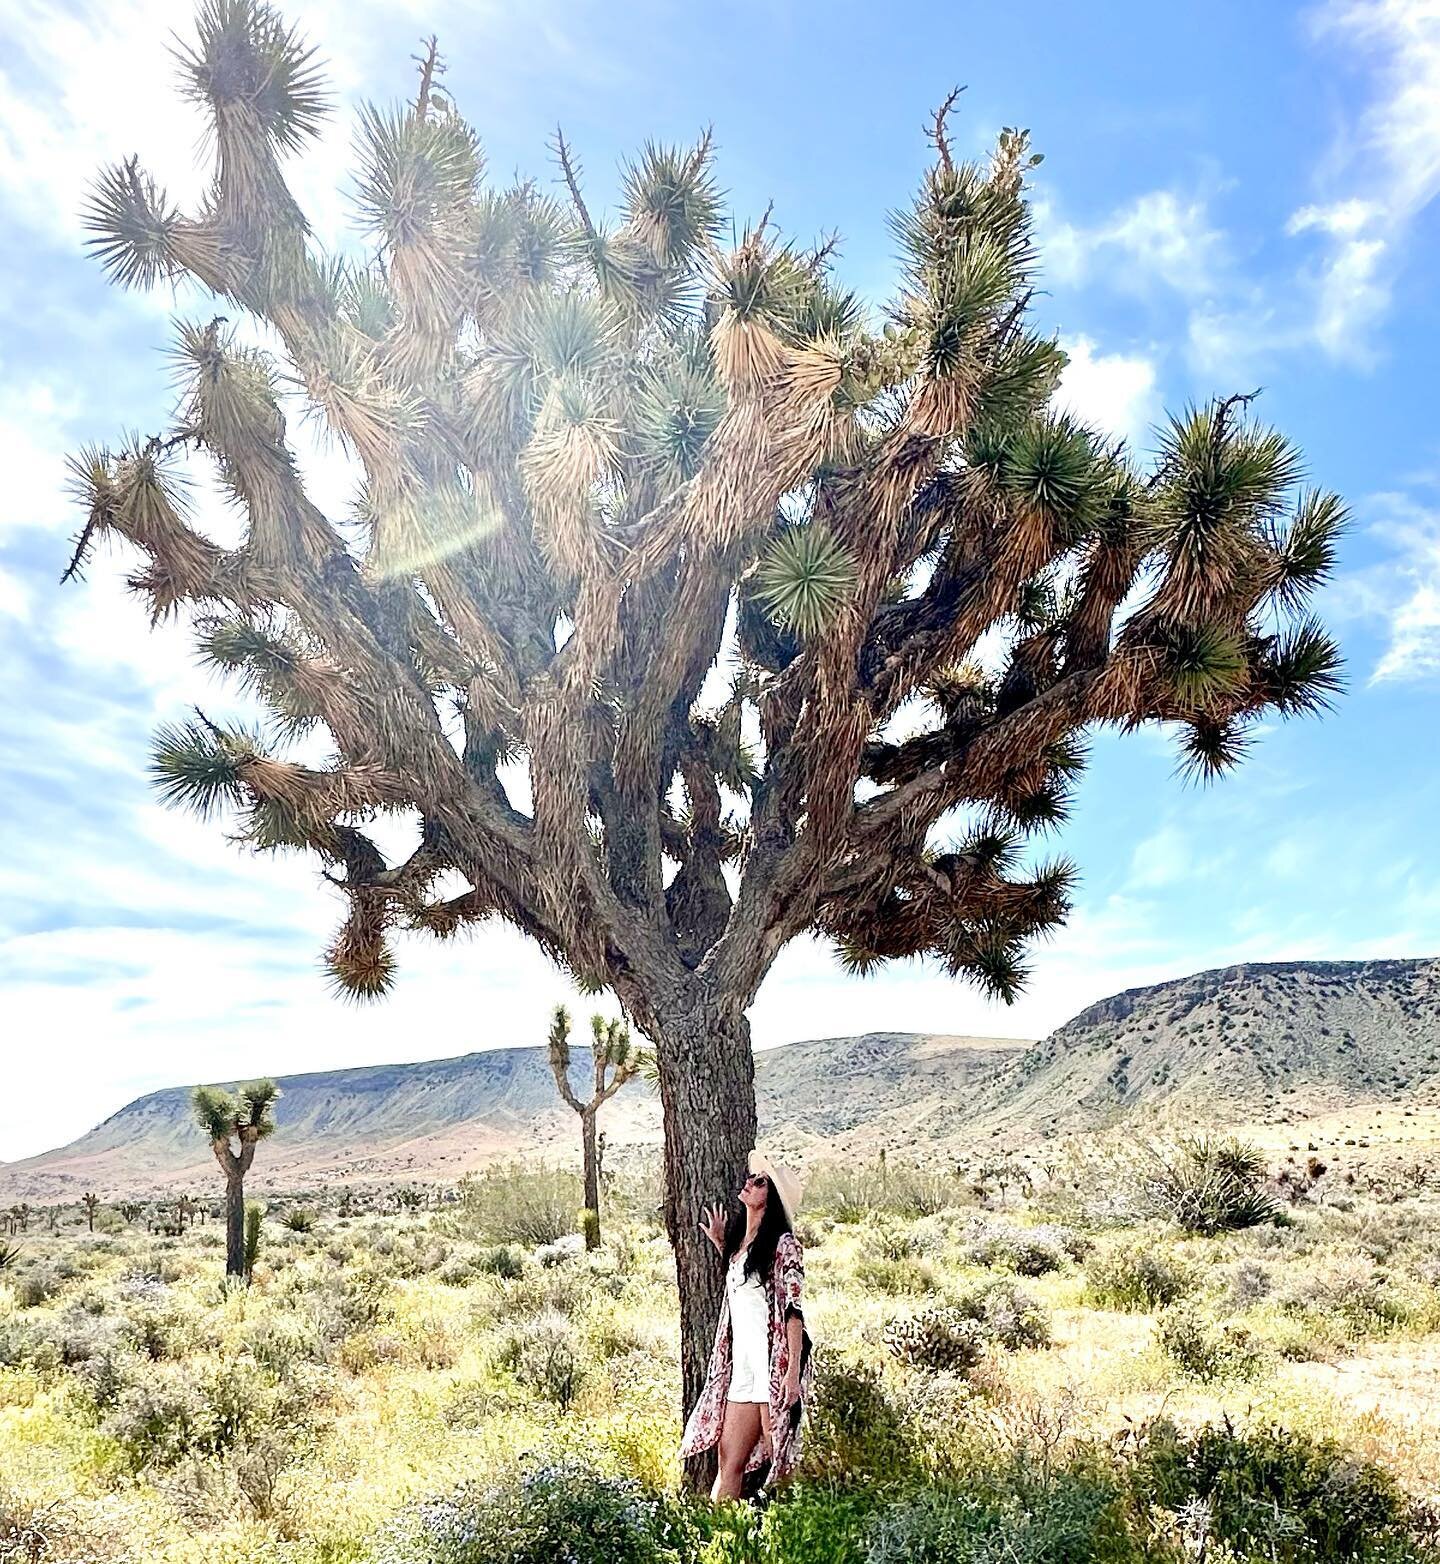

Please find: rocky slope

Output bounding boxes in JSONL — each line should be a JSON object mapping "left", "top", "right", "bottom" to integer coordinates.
{"left": 970, "top": 957, "right": 1440, "bottom": 1140}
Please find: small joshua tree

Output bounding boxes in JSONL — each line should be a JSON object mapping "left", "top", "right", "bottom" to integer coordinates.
{"left": 547, "top": 1005, "right": 640, "bottom": 1248}
{"left": 244, "top": 1201, "right": 265, "bottom": 1280}
{"left": 192, "top": 1079, "right": 281, "bottom": 1279}
{"left": 81, "top": 1192, "right": 101, "bottom": 1233}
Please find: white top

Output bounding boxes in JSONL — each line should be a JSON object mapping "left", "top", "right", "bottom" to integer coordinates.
{"left": 727, "top": 1249, "right": 769, "bottom": 1368}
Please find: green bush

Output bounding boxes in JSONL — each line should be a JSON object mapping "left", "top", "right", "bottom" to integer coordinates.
{"left": 952, "top": 1280, "right": 1051, "bottom": 1350}
{"left": 962, "top": 1222, "right": 1079, "bottom": 1277}
{"left": 374, "top": 1462, "right": 690, "bottom": 1564}
{"left": 1134, "top": 1418, "right": 1423, "bottom": 1563}
{"left": 801, "top": 1356, "right": 917, "bottom": 1485}
{"left": 854, "top": 1256, "right": 939, "bottom": 1295}
{"left": 494, "top": 1310, "right": 589, "bottom": 1409}
{"left": 450, "top": 1165, "right": 581, "bottom": 1247}
{"left": 1085, "top": 1243, "right": 1191, "bottom": 1311}
{"left": 864, "top": 1468, "right": 1129, "bottom": 1564}
{"left": 1155, "top": 1305, "right": 1265, "bottom": 1383}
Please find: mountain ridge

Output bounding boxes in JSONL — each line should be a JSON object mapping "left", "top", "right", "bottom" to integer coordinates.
{"left": 8, "top": 956, "right": 1439, "bottom": 1199}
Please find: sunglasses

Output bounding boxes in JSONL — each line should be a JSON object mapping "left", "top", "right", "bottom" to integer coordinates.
{"left": 744, "top": 1173, "right": 769, "bottom": 1189}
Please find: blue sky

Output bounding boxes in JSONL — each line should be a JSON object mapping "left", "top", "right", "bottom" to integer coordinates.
{"left": 1, "top": 0, "right": 1438, "bottom": 1161}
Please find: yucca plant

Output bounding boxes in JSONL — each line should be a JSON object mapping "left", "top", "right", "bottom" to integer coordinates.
{"left": 191, "top": 1078, "right": 281, "bottom": 1278}
{"left": 81, "top": 1191, "right": 102, "bottom": 1232}
{"left": 68, "top": 2, "right": 1343, "bottom": 1464}
{"left": 546, "top": 1004, "right": 641, "bottom": 1248}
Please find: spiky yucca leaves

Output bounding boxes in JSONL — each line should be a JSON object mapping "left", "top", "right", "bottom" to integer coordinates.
{"left": 192, "top": 1079, "right": 280, "bottom": 1145}
{"left": 72, "top": 5, "right": 1345, "bottom": 1445}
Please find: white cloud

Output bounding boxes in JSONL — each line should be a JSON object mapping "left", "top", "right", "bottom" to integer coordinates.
{"left": 1285, "top": 0, "right": 1440, "bottom": 359}
{"left": 1325, "top": 488, "right": 1440, "bottom": 682}
{"left": 1127, "top": 824, "right": 1191, "bottom": 889}
{"left": 1052, "top": 335, "right": 1161, "bottom": 449}
{"left": 1034, "top": 188, "right": 1227, "bottom": 301}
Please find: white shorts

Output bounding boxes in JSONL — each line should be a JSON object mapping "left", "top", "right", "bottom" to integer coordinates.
{"left": 727, "top": 1345, "right": 770, "bottom": 1404}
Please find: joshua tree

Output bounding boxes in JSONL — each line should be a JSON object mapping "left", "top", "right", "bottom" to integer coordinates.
{"left": 81, "top": 1192, "right": 101, "bottom": 1233}
{"left": 67, "top": 4, "right": 1343, "bottom": 1454}
{"left": 192, "top": 1080, "right": 281, "bottom": 1278}
{"left": 546, "top": 1004, "right": 640, "bottom": 1248}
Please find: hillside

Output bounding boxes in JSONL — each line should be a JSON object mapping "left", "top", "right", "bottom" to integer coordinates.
{"left": 971, "top": 957, "right": 1440, "bottom": 1141}
{"left": 8, "top": 956, "right": 1440, "bottom": 1199}
{"left": 0, "top": 1032, "right": 1028, "bottom": 1200}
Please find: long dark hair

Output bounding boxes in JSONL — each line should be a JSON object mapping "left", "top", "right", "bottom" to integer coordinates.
{"left": 723, "top": 1183, "right": 793, "bottom": 1284}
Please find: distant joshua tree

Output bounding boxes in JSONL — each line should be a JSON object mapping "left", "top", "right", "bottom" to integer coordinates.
{"left": 547, "top": 1005, "right": 641, "bottom": 1249}
{"left": 191, "top": 1080, "right": 281, "bottom": 1279}
{"left": 82, "top": 1192, "right": 102, "bottom": 1232}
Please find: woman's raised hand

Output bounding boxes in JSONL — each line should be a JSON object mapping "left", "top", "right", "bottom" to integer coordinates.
{"left": 699, "top": 1203, "right": 727, "bottom": 1252}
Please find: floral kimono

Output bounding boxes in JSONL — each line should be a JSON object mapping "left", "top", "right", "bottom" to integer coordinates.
{"left": 679, "top": 1231, "right": 814, "bottom": 1485}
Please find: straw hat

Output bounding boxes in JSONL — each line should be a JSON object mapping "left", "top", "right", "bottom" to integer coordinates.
{"left": 749, "top": 1149, "right": 802, "bottom": 1227}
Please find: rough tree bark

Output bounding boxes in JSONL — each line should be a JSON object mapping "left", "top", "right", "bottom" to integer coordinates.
{"left": 648, "top": 996, "right": 758, "bottom": 1485}
{"left": 212, "top": 1134, "right": 258, "bottom": 1281}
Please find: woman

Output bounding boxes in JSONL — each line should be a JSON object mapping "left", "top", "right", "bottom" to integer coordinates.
{"left": 679, "top": 1150, "right": 814, "bottom": 1502}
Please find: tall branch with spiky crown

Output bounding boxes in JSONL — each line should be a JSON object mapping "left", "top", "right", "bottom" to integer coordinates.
{"left": 71, "top": 3, "right": 1344, "bottom": 1480}
{"left": 546, "top": 1003, "right": 640, "bottom": 1249}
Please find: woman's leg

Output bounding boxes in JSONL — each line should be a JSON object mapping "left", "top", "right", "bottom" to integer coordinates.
{"left": 711, "top": 1401, "right": 763, "bottom": 1502}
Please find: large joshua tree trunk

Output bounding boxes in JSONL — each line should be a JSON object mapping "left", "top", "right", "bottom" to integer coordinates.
{"left": 648, "top": 996, "right": 758, "bottom": 1481}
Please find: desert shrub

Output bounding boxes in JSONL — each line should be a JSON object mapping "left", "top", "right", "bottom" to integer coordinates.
{"left": 12, "top": 1266, "right": 61, "bottom": 1309}
{"left": 1133, "top": 1418, "right": 1420, "bottom": 1563}
{"left": 450, "top": 1165, "right": 581, "bottom": 1247}
{"left": 105, "top": 1363, "right": 210, "bottom": 1468}
{"left": 478, "top": 1244, "right": 524, "bottom": 1279}
{"left": 854, "top": 1255, "right": 939, "bottom": 1295}
{"left": 164, "top": 1433, "right": 296, "bottom": 1526}
{"left": 1139, "top": 1137, "right": 1280, "bottom": 1235}
{"left": 1085, "top": 1243, "right": 1191, "bottom": 1311}
{"left": 953, "top": 1280, "right": 1051, "bottom": 1350}
{"left": 884, "top": 1308, "right": 987, "bottom": 1374}
{"left": 0, "top": 1315, "right": 61, "bottom": 1374}
{"left": 74, "top": 1342, "right": 141, "bottom": 1411}
{"left": 864, "top": 1469, "right": 1129, "bottom": 1564}
{"left": 494, "top": 1309, "right": 589, "bottom": 1409}
{"left": 338, "top": 1331, "right": 405, "bottom": 1375}
{"left": 1156, "top": 1305, "right": 1265, "bottom": 1383}
{"left": 536, "top": 1233, "right": 588, "bottom": 1268}
{"left": 1226, "top": 1258, "right": 1273, "bottom": 1309}
{"left": 874, "top": 1221, "right": 922, "bottom": 1262}
{"left": 802, "top": 1355, "right": 918, "bottom": 1484}
{"left": 102, "top": 1352, "right": 316, "bottom": 1470}
{"left": 373, "top": 1462, "right": 689, "bottom": 1564}
{"left": 0, "top": 1487, "right": 116, "bottom": 1564}
{"left": 1281, "top": 1256, "right": 1418, "bottom": 1335}
{"left": 962, "top": 1221, "right": 1079, "bottom": 1277}
{"left": 282, "top": 1207, "right": 317, "bottom": 1233}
